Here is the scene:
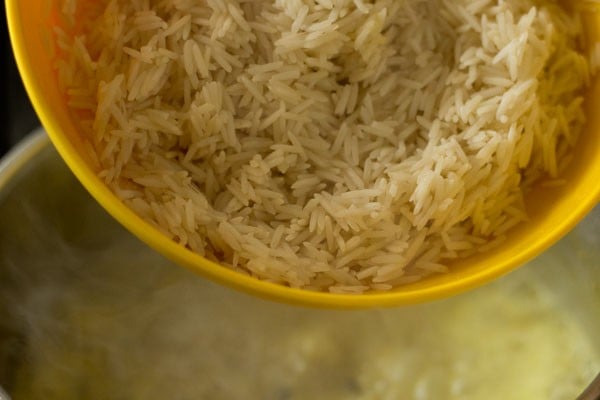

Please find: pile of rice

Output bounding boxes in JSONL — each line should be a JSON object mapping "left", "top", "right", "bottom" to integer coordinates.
{"left": 57, "top": 0, "right": 594, "bottom": 293}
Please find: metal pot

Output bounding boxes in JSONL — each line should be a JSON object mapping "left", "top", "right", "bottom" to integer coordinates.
{"left": 0, "top": 131, "right": 599, "bottom": 399}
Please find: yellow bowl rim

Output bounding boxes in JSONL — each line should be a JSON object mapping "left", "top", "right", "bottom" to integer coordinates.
{"left": 6, "top": 0, "right": 600, "bottom": 309}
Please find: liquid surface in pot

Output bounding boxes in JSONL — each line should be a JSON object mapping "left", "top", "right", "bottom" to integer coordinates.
{"left": 4, "top": 247, "right": 599, "bottom": 400}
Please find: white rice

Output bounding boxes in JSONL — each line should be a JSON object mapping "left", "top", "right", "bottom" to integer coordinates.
{"left": 57, "top": 0, "right": 596, "bottom": 292}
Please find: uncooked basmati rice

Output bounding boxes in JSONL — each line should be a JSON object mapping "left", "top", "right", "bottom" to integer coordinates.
{"left": 57, "top": 0, "right": 596, "bottom": 293}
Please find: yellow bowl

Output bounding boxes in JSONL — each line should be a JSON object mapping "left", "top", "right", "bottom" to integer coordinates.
{"left": 7, "top": 0, "right": 600, "bottom": 308}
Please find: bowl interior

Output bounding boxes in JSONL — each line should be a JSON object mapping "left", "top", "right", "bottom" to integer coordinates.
{"left": 7, "top": 1, "right": 600, "bottom": 307}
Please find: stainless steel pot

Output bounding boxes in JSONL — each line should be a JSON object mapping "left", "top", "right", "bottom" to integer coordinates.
{"left": 0, "top": 131, "right": 598, "bottom": 399}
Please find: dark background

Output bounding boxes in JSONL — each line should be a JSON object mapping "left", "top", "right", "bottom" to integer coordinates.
{"left": 1, "top": 3, "right": 41, "bottom": 156}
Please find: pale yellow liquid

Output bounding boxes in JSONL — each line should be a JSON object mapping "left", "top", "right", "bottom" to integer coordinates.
{"left": 7, "top": 242, "right": 599, "bottom": 400}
